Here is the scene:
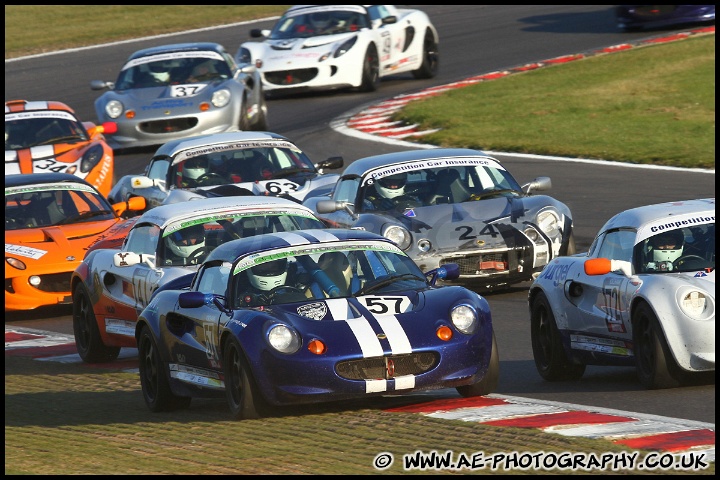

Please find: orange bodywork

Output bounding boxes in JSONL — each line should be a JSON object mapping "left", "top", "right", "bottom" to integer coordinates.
{"left": 5, "top": 100, "right": 116, "bottom": 197}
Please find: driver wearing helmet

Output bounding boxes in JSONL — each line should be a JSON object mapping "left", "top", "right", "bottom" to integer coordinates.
{"left": 363, "top": 171, "right": 421, "bottom": 211}
{"left": 308, "top": 11, "right": 334, "bottom": 33}
{"left": 164, "top": 224, "right": 206, "bottom": 266}
{"left": 239, "top": 257, "right": 309, "bottom": 306}
{"left": 148, "top": 62, "right": 171, "bottom": 84}
{"left": 645, "top": 229, "right": 684, "bottom": 272}
{"left": 179, "top": 155, "right": 209, "bottom": 187}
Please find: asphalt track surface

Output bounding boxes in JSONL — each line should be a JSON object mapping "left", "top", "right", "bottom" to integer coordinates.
{"left": 5, "top": 5, "right": 715, "bottom": 463}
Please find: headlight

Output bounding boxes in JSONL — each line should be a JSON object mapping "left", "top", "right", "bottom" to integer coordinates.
{"left": 268, "top": 324, "right": 301, "bottom": 354}
{"left": 334, "top": 36, "right": 358, "bottom": 58}
{"left": 80, "top": 144, "right": 104, "bottom": 173}
{"left": 678, "top": 289, "right": 714, "bottom": 320}
{"left": 211, "top": 89, "right": 231, "bottom": 108}
{"left": 105, "top": 100, "right": 123, "bottom": 119}
{"left": 450, "top": 304, "right": 477, "bottom": 334}
{"left": 383, "top": 225, "right": 411, "bottom": 250}
{"left": 537, "top": 209, "right": 561, "bottom": 237}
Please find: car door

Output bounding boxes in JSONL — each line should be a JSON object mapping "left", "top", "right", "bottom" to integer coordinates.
{"left": 367, "top": 5, "right": 400, "bottom": 76}
{"left": 119, "top": 223, "right": 163, "bottom": 315}
{"left": 567, "top": 229, "right": 637, "bottom": 340}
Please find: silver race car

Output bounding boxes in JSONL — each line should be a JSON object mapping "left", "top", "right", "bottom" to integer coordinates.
{"left": 528, "top": 198, "right": 715, "bottom": 389}
{"left": 107, "top": 131, "right": 343, "bottom": 211}
{"left": 304, "top": 148, "right": 575, "bottom": 291}
{"left": 91, "top": 42, "right": 267, "bottom": 151}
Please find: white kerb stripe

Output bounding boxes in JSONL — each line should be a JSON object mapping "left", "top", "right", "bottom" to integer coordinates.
{"left": 375, "top": 315, "right": 412, "bottom": 354}
{"left": 345, "top": 317, "right": 384, "bottom": 357}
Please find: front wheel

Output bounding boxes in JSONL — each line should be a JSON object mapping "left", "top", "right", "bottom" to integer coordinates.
{"left": 223, "top": 337, "right": 268, "bottom": 419}
{"left": 456, "top": 331, "right": 499, "bottom": 397}
{"left": 530, "top": 292, "right": 585, "bottom": 381}
{"left": 412, "top": 30, "right": 439, "bottom": 79}
{"left": 358, "top": 44, "right": 380, "bottom": 92}
{"left": 138, "top": 325, "right": 191, "bottom": 412}
{"left": 72, "top": 283, "right": 120, "bottom": 363}
{"left": 633, "top": 302, "right": 681, "bottom": 389}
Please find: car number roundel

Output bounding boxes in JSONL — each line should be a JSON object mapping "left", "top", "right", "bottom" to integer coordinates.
{"left": 358, "top": 295, "right": 411, "bottom": 315}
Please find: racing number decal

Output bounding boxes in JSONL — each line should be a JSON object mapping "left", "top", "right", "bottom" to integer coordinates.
{"left": 264, "top": 180, "right": 299, "bottom": 195}
{"left": 599, "top": 277, "right": 627, "bottom": 333}
{"left": 132, "top": 268, "right": 153, "bottom": 311}
{"left": 170, "top": 84, "right": 205, "bottom": 97}
{"left": 34, "top": 159, "right": 70, "bottom": 173}
{"left": 359, "top": 296, "right": 411, "bottom": 315}
{"left": 456, "top": 224, "right": 498, "bottom": 240}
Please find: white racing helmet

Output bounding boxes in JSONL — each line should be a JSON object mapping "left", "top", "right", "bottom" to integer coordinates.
{"left": 166, "top": 224, "right": 206, "bottom": 258}
{"left": 249, "top": 258, "right": 288, "bottom": 291}
{"left": 309, "top": 11, "right": 332, "bottom": 30}
{"left": 182, "top": 156, "right": 209, "bottom": 182}
{"left": 149, "top": 62, "right": 170, "bottom": 83}
{"left": 376, "top": 172, "right": 407, "bottom": 199}
{"left": 649, "top": 230, "right": 684, "bottom": 264}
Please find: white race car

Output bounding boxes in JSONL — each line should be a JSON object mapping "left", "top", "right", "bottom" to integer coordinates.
{"left": 235, "top": 5, "right": 439, "bottom": 95}
{"left": 528, "top": 198, "right": 715, "bottom": 389}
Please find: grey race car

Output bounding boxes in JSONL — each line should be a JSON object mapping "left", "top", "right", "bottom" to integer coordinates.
{"left": 107, "top": 131, "right": 344, "bottom": 212}
{"left": 90, "top": 42, "right": 268, "bottom": 151}
{"left": 304, "top": 148, "right": 575, "bottom": 291}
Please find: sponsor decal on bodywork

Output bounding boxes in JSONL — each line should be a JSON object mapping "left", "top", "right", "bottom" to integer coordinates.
{"left": 5, "top": 244, "right": 48, "bottom": 260}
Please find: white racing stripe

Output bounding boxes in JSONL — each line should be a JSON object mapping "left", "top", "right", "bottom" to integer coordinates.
{"left": 345, "top": 317, "right": 383, "bottom": 357}
{"left": 375, "top": 315, "right": 412, "bottom": 354}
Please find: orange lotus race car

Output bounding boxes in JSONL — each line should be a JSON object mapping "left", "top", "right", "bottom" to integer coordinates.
{"left": 5, "top": 99, "right": 117, "bottom": 197}
{"left": 5, "top": 172, "right": 145, "bottom": 312}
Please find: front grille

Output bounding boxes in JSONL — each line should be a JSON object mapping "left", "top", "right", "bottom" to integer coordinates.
{"left": 35, "top": 272, "right": 72, "bottom": 293}
{"left": 139, "top": 117, "right": 198, "bottom": 134}
{"left": 442, "top": 252, "right": 517, "bottom": 275}
{"left": 265, "top": 68, "right": 318, "bottom": 86}
{"left": 336, "top": 352, "right": 439, "bottom": 380}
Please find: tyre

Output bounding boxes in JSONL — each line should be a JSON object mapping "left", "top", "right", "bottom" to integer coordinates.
{"left": 412, "top": 30, "right": 439, "bottom": 79}
{"left": 358, "top": 44, "right": 380, "bottom": 92}
{"left": 564, "top": 231, "right": 577, "bottom": 256}
{"left": 456, "top": 330, "right": 499, "bottom": 397}
{"left": 223, "top": 337, "right": 268, "bottom": 419}
{"left": 138, "top": 325, "right": 191, "bottom": 412}
{"left": 632, "top": 302, "right": 681, "bottom": 389}
{"left": 252, "top": 94, "right": 269, "bottom": 131}
{"left": 238, "top": 95, "right": 250, "bottom": 131}
{"left": 530, "top": 292, "right": 585, "bottom": 381}
{"left": 72, "top": 283, "right": 120, "bottom": 363}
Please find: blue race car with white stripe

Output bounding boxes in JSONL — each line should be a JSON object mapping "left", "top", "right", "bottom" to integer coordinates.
{"left": 136, "top": 228, "right": 499, "bottom": 418}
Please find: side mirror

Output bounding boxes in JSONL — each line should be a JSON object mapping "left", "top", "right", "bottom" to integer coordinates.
{"left": 250, "top": 28, "right": 267, "bottom": 38}
{"left": 382, "top": 15, "right": 398, "bottom": 25}
{"left": 316, "top": 156, "right": 344, "bottom": 171}
{"left": 179, "top": 291, "right": 210, "bottom": 308}
{"left": 130, "top": 176, "right": 157, "bottom": 189}
{"left": 317, "top": 199, "right": 352, "bottom": 214}
{"left": 522, "top": 176, "right": 551, "bottom": 195}
{"left": 90, "top": 80, "right": 114, "bottom": 90}
{"left": 111, "top": 196, "right": 146, "bottom": 217}
{"left": 114, "top": 252, "right": 156, "bottom": 269}
{"left": 584, "top": 258, "right": 633, "bottom": 277}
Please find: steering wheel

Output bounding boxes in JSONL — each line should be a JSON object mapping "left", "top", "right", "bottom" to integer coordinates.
{"left": 195, "top": 172, "right": 228, "bottom": 186}
{"left": 673, "top": 254, "right": 706, "bottom": 269}
{"left": 186, "top": 247, "right": 206, "bottom": 265}
{"left": 264, "top": 285, "right": 307, "bottom": 304}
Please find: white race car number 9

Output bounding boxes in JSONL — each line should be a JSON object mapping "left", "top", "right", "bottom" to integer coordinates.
{"left": 264, "top": 180, "right": 299, "bottom": 195}
{"left": 359, "top": 296, "right": 411, "bottom": 315}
